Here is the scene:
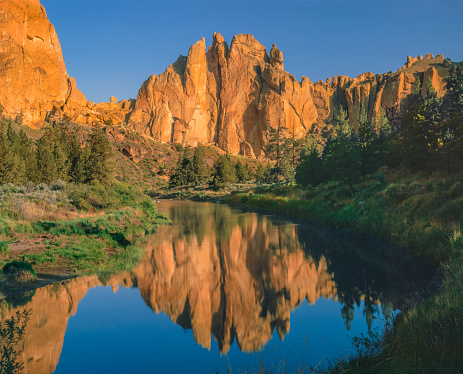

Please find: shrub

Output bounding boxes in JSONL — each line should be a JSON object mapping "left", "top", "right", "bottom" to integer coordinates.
{"left": 2, "top": 260, "right": 36, "bottom": 278}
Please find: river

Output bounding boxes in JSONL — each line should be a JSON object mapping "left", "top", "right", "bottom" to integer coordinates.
{"left": 0, "top": 201, "right": 433, "bottom": 373}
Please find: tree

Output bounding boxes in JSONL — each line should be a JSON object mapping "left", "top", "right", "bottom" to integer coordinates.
{"left": 191, "top": 144, "right": 209, "bottom": 185}
{"left": 267, "top": 125, "right": 289, "bottom": 182}
{"left": 295, "top": 146, "right": 325, "bottom": 186}
{"left": 357, "top": 103, "right": 375, "bottom": 180}
{"left": 169, "top": 148, "right": 194, "bottom": 187}
{"left": 445, "top": 69, "right": 463, "bottom": 116}
{"left": 68, "top": 133, "right": 88, "bottom": 183}
{"left": 86, "top": 128, "right": 113, "bottom": 184}
{"left": 235, "top": 159, "right": 249, "bottom": 183}
{"left": 211, "top": 154, "right": 237, "bottom": 190}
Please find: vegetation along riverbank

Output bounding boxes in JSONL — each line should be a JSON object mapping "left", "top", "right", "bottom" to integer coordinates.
{"left": 0, "top": 121, "right": 169, "bottom": 297}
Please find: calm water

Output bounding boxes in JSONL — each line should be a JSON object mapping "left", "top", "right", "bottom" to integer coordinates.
{"left": 1, "top": 201, "right": 432, "bottom": 374}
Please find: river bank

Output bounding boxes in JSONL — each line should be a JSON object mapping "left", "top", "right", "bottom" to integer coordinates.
{"left": 224, "top": 168, "right": 463, "bottom": 373}
{"left": 0, "top": 181, "right": 169, "bottom": 298}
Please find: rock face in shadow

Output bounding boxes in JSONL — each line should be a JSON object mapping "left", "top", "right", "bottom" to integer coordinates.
{"left": 0, "top": 276, "right": 100, "bottom": 374}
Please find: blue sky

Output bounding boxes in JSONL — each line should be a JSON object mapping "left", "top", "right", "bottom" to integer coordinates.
{"left": 41, "top": 0, "right": 463, "bottom": 103}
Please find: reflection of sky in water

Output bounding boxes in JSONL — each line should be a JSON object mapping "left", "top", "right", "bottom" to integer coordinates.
{"left": 54, "top": 286, "right": 386, "bottom": 374}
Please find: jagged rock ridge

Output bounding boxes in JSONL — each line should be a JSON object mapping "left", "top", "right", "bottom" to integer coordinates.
{"left": 1, "top": 0, "right": 460, "bottom": 156}
{"left": 128, "top": 33, "right": 458, "bottom": 157}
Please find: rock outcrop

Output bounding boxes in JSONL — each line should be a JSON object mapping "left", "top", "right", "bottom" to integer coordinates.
{"left": 128, "top": 32, "right": 457, "bottom": 156}
{"left": 0, "top": 0, "right": 87, "bottom": 127}
{"left": 128, "top": 33, "right": 321, "bottom": 158}
{"left": 109, "top": 203, "right": 338, "bottom": 353}
{"left": 1, "top": 0, "right": 459, "bottom": 156}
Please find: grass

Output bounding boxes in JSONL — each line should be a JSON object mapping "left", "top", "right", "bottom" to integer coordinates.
{"left": 0, "top": 180, "right": 169, "bottom": 277}
{"left": 225, "top": 169, "right": 463, "bottom": 373}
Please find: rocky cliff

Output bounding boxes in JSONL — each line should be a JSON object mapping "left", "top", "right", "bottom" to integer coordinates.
{"left": 1, "top": 0, "right": 460, "bottom": 155}
{"left": 127, "top": 33, "right": 458, "bottom": 157}
{"left": 0, "top": 0, "right": 86, "bottom": 126}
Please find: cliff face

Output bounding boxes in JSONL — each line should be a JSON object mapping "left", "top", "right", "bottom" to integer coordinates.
{"left": 128, "top": 33, "right": 321, "bottom": 158}
{"left": 1, "top": 0, "right": 459, "bottom": 155}
{"left": 128, "top": 33, "right": 457, "bottom": 157}
{"left": 0, "top": 0, "right": 87, "bottom": 127}
{"left": 0, "top": 276, "right": 100, "bottom": 374}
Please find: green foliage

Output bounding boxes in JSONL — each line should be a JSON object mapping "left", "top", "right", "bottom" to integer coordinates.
{"left": 191, "top": 144, "right": 209, "bottom": 184}
{"left": 0, "top": 241, "right": 9, "bottom": 257}
{"left": 2, "top": 261, "right": 36, "bottom": 278}
{"left": 235, "top": 160, "right": 249, "bottom": 183}
{"left": 86, "top": 128, "right": 113, "bottom": 184}
{"left": 211, "top": 154, "right": 237, "bottom": 190}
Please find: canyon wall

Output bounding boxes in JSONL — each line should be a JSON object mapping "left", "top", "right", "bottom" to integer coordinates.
{"left": 128, "top": 33, "right": 457, "bottom": 157}
{"left": 1, "top": 0, "right": 460, "bottom": 155}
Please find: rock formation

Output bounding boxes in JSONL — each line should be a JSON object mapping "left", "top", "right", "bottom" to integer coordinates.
{"left": 0, "top": 0, "right": 86, "bottom": 127}
{"left": 1, "top": 0, "right": 460, "bottom": 156}
{"left": 109, "top": 203, "right": 338, "bottom": 353}
{"left": 128, "top": 33, "right": 458, "bottom": 157}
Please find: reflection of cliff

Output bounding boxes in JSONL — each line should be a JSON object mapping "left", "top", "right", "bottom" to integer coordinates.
{"left": 109, "top": 203, "right": 337, "bottom": 353}
{"left": 0, "top": 203, "right": 432, "bottom": 373}
{"left": 0, "top": 276, "right": 100, "bottom": 374}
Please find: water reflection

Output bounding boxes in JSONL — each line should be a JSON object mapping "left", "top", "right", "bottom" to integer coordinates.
{"left": 0, "top": 201, "right": 433, "bottom": 373}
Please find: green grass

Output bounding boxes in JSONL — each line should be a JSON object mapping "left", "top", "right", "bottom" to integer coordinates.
{"left": 0, "top": 180, "right": 170, "bottom": 275}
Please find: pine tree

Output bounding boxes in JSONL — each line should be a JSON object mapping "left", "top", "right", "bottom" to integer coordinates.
{"left": 86, "top": 128, "right": 113, "bottom": 184}
{"left": 36, "top": 134, "right": 57, "bottom": 184}
{"left": 191, "top": 144, "right": 209, "bottom": 185}
{"left": 235, "top": 159, "right": 249, "bottom": 183}
{"left": 267, "top": 125, "right": 289, "bottom": 182}
{"left": 211, "top": 154, "right": 237, "bottom": 190}
{"left": 68, "top": 133, "right": 87, "bottom": 183}
{"left": 357, "top": 103, "right": 374, "bottom": 180}
{"left": 170, "top": 148, "right": 194, "bottom": 187}
{"left": 295, "top": 146, "right": 325, "bottom": 187}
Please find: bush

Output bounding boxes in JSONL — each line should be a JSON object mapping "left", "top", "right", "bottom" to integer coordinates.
{"left": 2, "top": 260, "right": 36, "bottom": 278}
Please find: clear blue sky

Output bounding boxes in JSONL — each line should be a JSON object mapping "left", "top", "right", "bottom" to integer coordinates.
{"left": 41, "top": 0, "right": 463, "bottom": 104}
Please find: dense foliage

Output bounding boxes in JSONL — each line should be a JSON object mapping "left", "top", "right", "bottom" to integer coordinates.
{"left": 0, "top": 121, "right": 112, "bottom": 185}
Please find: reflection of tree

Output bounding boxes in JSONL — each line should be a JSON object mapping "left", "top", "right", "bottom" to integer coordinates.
{"left": 0, "top": 309, "right": 31, "bottom": 374}
{"left": 295, "top": 224, "right": 435, "bottom": 331}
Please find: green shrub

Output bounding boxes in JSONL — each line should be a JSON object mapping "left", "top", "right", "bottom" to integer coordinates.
{"left": 2, "top": 260, "right": 36, "bottom": 278}
{"left": 0, "top": 241, "right": 9, "bottom": 256}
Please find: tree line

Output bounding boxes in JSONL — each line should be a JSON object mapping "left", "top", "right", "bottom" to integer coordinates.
{"left": 0, "top": 121, "right": 113, "bottom": 185}
{"left": 296, "top": 71, "right": 463, "bottom": 188}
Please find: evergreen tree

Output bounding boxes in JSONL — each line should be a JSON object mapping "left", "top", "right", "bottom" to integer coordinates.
{"left": 267, "top": 124, "right": 289, "bottom": 182}
{"left": 169, "top": 148, "right": 194, "bottom": 187}
{"left": 255, "top": 164, "right": 266, "bottom": 183}
{"left": 211, "top": 154, "right": 237, "bottom": 190}
{"left": 36, "top": 134, "right": 57, "bottom": 183}
{"left": 295, "top": 146, "right": 325, "bottom": 186}
{"left": 235, "top": 159, "right": 249, "bottom": 183}
{"left": 191, "top": 144, "right": 209, "bottom": 185}
{"left": 0, "top": 126, "right": 23, "bottom": 184}
{"left": 445, "top": 69, "right": 463, "bottom": 116}
{"left": 68, "top": 133, "right": 87, "bottom": 183}
{"left": 357, "top": 103, "right": 375, "bottom": 180}
{"left": 86, "top": 128, "right": 113, "bottom": 184}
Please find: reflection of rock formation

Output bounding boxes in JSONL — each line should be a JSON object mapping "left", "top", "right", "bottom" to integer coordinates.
{"left": 0, "top": 276, "right": 100, "bottom": 374}
{"left": 109, "top": 203, "right": 337, "bottom": 353}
